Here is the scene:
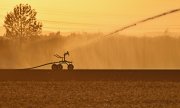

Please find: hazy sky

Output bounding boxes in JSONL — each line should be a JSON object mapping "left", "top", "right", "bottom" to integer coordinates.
{"left": 0, "top": 0, "right": 180, "bottom": 35}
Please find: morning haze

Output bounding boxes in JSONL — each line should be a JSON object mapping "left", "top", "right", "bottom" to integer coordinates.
{"left": 0, "top": 1, "right": 180, "bottom": 69}
{"left": 1, "top": 1, "right": 180, "bottom": 107}
{"left": 0, "top": 0, "right": 180, "bottom": 35}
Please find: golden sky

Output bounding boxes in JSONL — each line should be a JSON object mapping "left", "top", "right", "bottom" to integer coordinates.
{"left": 0, "top": 0, "right": 180, "bottom": 35}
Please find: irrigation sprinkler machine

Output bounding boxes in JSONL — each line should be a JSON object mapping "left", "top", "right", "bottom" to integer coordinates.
{"left": 52, "top": 51, "right": 74, "bottom": 70}
{"left": 27, "top": 51, "right": 74, "bottom": 70}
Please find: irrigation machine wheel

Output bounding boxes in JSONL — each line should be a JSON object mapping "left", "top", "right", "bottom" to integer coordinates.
{"left": 68, "top": 64, "right": 74, "bottom": 70}
{"left": 52, "top": 64, "right": 63, "bottom": 70}
{"left": 51, "top": 64, "right": 58, "bottom": 70}
{"left": 57, "top": 64, "right": 63, "bottom": 70}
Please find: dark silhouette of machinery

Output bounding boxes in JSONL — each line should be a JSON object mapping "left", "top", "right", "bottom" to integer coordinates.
{"left": 24, "top": 51, "right": 74, "bottom": 70}
{"left": 52, "top": 51, "right": 74, "bottom": 70}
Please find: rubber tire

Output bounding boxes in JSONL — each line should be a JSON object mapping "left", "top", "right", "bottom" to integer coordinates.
{"left": 52, "top": 64, "right": 58, "bottom": 70}
{"left": 68, "top": 64, "right": 74, "bottom": 70}
{"left": 57, "top": 64, "right": 63, "bottom": 70}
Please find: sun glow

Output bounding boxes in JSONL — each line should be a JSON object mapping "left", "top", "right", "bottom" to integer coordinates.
{"left": 0, "top": 0, "right": 180, "bottom": 35}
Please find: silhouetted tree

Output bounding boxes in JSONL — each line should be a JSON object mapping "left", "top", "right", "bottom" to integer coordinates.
{"left": 4, "top": 4, "right": 42, "bottom": 39}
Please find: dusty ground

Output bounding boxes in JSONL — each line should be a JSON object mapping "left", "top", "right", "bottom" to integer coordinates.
{"left": 0, "top": 81, "right": 180, "bottom": 108}
{"left": 0, "top": 70, "right": 179, "bottom": 107}
{"left": 0, "top": 69, "right": 179, "bottom": 81}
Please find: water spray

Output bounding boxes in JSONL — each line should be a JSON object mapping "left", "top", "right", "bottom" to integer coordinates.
{"left": 106, "top": 8, "right": 180, "bottom": 36}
